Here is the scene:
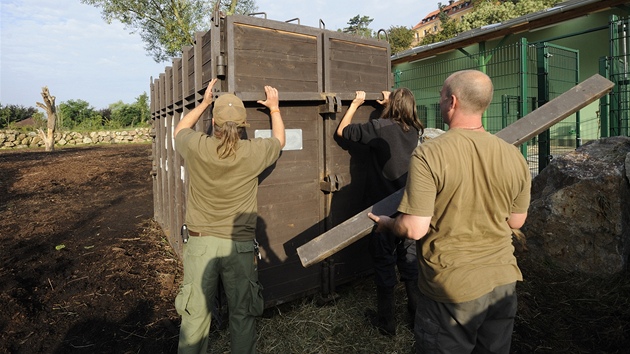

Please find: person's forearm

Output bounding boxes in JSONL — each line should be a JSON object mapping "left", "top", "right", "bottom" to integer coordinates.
{"left": 368, "top": 212, "right": 429, "bottom": 240}
{"left": 392, "top": 214, "right": 431, "bottom": 240}
{"left": 507, "top": 212, "right": 527, "bottom": 229}
{"left": 270, "top": 109, "right": 286, "bottom": 148}
{"left": 174, "top": 101, "right": 210, "bottom": 137}
{"left": 336, "top": 104, "right": 359, "bottom": 137}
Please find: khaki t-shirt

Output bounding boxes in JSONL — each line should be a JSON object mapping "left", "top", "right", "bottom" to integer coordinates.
{"left": 399, "top": 129, "right": 531, "bottom": 303}
{"left": 175, "top": 128, "right": 282, "bottom": 241}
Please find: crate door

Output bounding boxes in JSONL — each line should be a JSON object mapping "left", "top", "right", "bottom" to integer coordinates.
{"left": 322, "top": 32, "right": 392, "bottom": 285}
{"left": 223, "top": 15, "right": 328, "bottom": 306}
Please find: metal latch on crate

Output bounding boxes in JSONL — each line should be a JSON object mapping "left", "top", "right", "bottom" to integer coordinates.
{"left": 319, "top": 95, "right": 342, "bottom": 114}
{"left": 320, "top": 174, "right": 343, "bottom": 193}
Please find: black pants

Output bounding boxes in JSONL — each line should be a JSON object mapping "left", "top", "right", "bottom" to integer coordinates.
{"left": 414, "top": 282, "right": 518, "bottom": 354}
{"left": 369, "top": 231, "right": 419, "bottom": 287}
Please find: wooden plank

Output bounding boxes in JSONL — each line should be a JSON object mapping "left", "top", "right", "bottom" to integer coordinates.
{"left": 495, "top": 74, "right": 614, "bottom": 145}
{"left": 297, "top": 189, "right": 404, "bottom": 267}
{"left": 297, "top": 73, "right": 614, "bottom": 268}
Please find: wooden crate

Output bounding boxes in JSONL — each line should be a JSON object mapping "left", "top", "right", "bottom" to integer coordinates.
{"left": 150, "top": 13, "right": 391, "bottom": 307}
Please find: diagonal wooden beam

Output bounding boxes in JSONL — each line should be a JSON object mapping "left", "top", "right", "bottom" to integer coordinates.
{"left": 297, "top": 74, "right": 614, "bottom": 267}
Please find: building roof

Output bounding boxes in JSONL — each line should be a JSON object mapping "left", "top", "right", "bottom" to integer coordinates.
{"left": 412, "top": 0, "right": 472, "bottom": 30}
{"left": 394, "top": 0, "right": 629, "bottom": 65}
{"left": 13, "top": 118, "right": 36, "bottom": 127}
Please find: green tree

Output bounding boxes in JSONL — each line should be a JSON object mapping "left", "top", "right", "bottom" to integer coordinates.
{"left": 461, "top": 0, "right": 562, "bottom": 32}
{"left": 31, "top": 112, "right": 47, "bottom": 131}
{"left": 214, "top": 0, "right": 257, "bottom": 15}
{"left": 108, "top": 94, "right": 149, "bottom": 128}
{"left": 343, "top": 15, "right": 374, "bottom": 38}
{"left": 99, "top": 107, "right": 112, "bottom": 124}
{"left": 387, "top": 26, "right": 414, "bottom": 54}
{"left": 81, "top": 0, "right": 258, "bottom": 63}
{"left": 109, "top": 101, "right": 132, "bottom": 127}
{"left": 457, "top": 0, "right": 517, "bottom": 32}
{"left": 422, "top": 0, "right": 563, "bottom": 45}
{"left": 513, "top": 0, "right": 562, "bottom": 15}
{"left": 58, "top": 100, "right": 101, "bottom": 129}
{"left": 134, "top": 92, "right": 150, "bottom": 125}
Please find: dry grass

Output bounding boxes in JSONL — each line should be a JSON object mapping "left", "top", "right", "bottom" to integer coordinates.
{"left": 511, "top": 254, "right": 630, "bottom": 354}
{"left": 206, "top": 252, "right": 630, "bottom": 354}
{"left": 208, "top": 277, "right": 414, "bottom": 354}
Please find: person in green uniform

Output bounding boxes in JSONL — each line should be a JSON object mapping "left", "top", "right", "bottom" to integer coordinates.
{"left": 174, "top": 78, "right": 285, "bottom": 354}
{"left": 368, "top": 70, "right": 531, "bottom": 353}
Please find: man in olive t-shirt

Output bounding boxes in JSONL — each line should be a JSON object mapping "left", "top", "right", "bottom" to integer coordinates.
{"left": 369, "top": 70, "right": 531, "bottom": 353}
{"left": 173, "top": 78, "right": 285, "bottom": 354}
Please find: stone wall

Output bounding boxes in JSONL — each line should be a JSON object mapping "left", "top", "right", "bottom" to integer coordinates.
{"left": 0, "top": 128, "right": 152, "bottom": 149}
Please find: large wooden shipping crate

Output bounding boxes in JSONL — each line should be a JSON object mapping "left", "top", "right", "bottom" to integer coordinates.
{"left": 150, "top": 13, "right": 392, "bottom": 307}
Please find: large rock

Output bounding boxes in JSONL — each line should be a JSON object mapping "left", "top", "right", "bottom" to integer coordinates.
{"left": 522, "top": 136, "right": 630, "bottom": 274}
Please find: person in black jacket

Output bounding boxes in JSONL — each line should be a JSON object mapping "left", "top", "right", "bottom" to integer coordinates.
{"left": 336, "top": 88, "right": 424, "bottom": 335}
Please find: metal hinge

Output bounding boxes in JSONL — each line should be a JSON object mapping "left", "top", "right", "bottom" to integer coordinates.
{"left": 216, "top": 55, "right": 226, "bottom": 77}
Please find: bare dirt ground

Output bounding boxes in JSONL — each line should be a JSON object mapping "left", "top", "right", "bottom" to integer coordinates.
{"left": 0, "top": 144, "right": 181, "bottom": 353}
{"left": 1, "top": 143, "right": 628, "bottom": 354}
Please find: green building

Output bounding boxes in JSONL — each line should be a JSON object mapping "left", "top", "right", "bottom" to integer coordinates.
{"left": 391, "top": 0, "right": 629, "bottom": 174}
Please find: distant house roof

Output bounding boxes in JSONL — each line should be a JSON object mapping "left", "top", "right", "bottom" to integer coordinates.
{"left": 13, "top": 118, "right": 36, "bottom": 127}
{"left": 394, "top": 0, "right": 628, "bottom": 65}
{"left": 412, "top": 0, "right": 472, "bottom": 31}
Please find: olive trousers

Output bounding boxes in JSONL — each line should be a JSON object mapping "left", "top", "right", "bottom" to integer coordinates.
{"left": 175, "top": 235, "right": 264, "bottom": 354}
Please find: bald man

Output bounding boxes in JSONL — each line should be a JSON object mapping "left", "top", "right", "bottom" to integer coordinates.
{"left": 369, "top": 70, "right": 531, "bottom": 353}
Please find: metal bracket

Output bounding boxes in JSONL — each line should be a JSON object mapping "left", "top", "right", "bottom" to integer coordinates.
{"left": 319, "top": 95, "right": 342, "bottom": 114}
{"left": 320, "top": 174, "right": 343, "bottom": 193}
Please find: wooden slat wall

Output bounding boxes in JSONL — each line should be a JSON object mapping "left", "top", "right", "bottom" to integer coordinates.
{"left": 326, "top": 36, "right": 391, "bottom": 93}
{"left": 171, "top": 58, "right": 185, "bottom": 255}
{"left": 150, "top": 80, "right": 160, "bottom": 229}
{"left": 183, "top": 46, "right": 195, "bottom": 101}
{"left": 173, "top": 59, "right": 183, "bottom": 106}
{"left": 201, "top": 31, "right": 213, "bottom": 91}
{"left": 232, "top": 24, "right": 320, "bottom": 92}
{"left": 162, "top": 67, "right": 175, "bottom": 241}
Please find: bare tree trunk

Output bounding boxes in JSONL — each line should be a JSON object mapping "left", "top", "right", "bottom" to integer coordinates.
{"left": 36, "top": 86, "right": 57, "bottom": 152}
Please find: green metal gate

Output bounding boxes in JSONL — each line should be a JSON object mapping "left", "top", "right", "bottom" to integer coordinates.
{"left": 535, "top": 43, "right": 580, "bottom": 173}
{"left": 395, "top": 39, "right": 579, "bottom": 176}
{"left": 601, "top": 15, "right": 630, "bottom": 137}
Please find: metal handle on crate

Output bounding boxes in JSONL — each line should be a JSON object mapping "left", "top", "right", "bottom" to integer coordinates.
{"left": 248, "top": 12, "right": 267, "bottom": 19}
{"left": 285, "top": 18, "right": 300, "bottom": 25}
{"left": 377, "top": 29, "right": 388, "bottom": 41}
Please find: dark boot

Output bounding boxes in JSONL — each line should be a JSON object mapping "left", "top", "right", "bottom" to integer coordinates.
{"left": 404, "top": 280, "right": 420, "bottom": 327}
{"left": 365, "top": 285, "right": 396, "bottom": 336}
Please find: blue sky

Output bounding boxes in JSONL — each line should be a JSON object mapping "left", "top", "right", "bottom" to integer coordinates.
{"left": 1, "top": 0, "right": 436, "bottom": 110}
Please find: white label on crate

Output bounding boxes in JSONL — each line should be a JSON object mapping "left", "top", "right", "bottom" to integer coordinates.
{"left": 254, "top": 129, "right": 303, "bottom": 151}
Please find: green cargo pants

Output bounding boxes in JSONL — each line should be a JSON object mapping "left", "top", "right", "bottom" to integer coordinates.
{"left": 175, "top": 235, "right": 264, "bottom": 354}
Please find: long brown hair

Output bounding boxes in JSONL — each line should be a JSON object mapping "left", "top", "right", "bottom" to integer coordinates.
{"left": 213, "top": 121, "right": 242, "bottom": 159}
{"left": 381, "top": 87, "right": 424, "bottom": 134}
